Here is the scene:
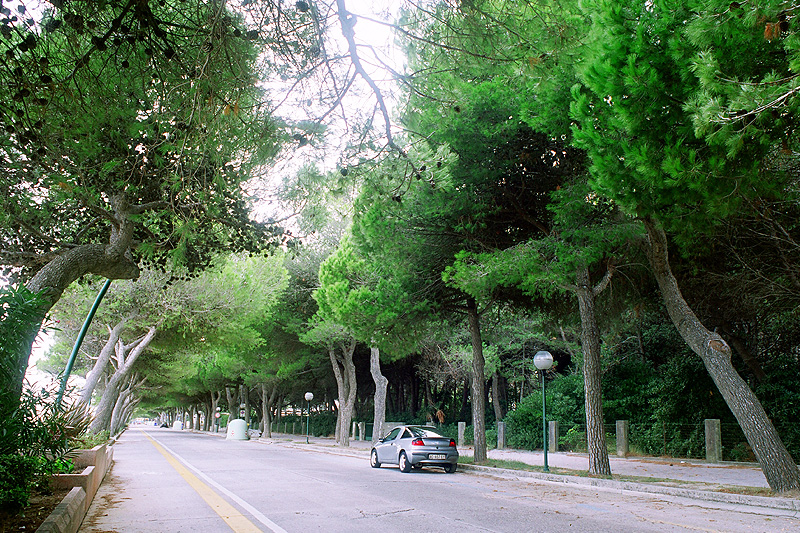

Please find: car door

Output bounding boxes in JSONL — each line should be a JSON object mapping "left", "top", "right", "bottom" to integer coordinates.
{"left": 376, "top": 427, "right": 402, "bottom": 464}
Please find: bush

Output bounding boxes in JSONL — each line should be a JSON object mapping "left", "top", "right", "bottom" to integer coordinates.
{"left": 0, "top": 455, "right": 38, "bottom": 510}
{"left": 0, "top": 381, "right": 91, "bottom": 513}
{"left": 71, "top": 430, "right": 111, "bottom": 450}
{"left": 506, "top": 373, "right": 585, "bottom": 450}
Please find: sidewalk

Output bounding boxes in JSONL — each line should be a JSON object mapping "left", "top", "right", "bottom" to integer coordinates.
{"left": 258, "top": 431, "right": 800, "bottom": 512}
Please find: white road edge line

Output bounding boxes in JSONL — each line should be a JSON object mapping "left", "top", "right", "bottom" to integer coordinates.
{"left": 145, "top": 431, "right": 289, "bottom": 533}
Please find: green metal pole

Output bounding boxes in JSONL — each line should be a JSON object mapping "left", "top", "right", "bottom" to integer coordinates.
{"left": 56, "top": 279, "right": 112, "bottom": 407}
{"left": 542, "top": 370, "right": 549, "bottom": 472}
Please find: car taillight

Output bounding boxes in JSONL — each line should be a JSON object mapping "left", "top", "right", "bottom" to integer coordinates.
{"left": 412, "top": 438, "right": 424, "bottom": 446}
{"left": 449, "top": 439, "right": 456, "bottom": 447}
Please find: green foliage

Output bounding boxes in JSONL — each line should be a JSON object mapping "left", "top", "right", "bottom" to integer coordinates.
{"left": 1, "top": 285, "right": 46, "bottom": 417}
{"left": 756, "top": 353, "right": 800, "bottom": 461}
{"left": 0, "top": 0, "right": 284, "bottom": 280}
{"left": 0, "top": 454, "right": 38, "bottom": 510}
{"left": 505, "top": 374, "right": 585, "bottom": 450}
{"left": 0, "top": 380, "right": 91, "bottom": 512}
{"left": 686, "top": 0, "right": 800, "bottom": 158}
{"left": 70, "top": 431, "right": 111, "bottom": 451}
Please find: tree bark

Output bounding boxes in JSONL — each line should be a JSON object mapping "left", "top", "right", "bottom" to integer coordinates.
{"left": 261, "top": 383, "right": 278, "bottom": 438}
{"left": 109, "top": 373, "right": 144, "bottom": 435}
{"left": 12, "top": 193, "right": 140, "bottom": 416}
{"left": 79, "top": 317, "right": 130, "bottom": 406}
{"left": 225, "top": 385, "right": 237, "bottom": 421}
{"left": 369, "top": 346, "right": 389, "bottom": 442}
{"left": 575, "top": 263, "right": 612, "bottom": 476}
{"left": 328, "top": 337, "right": 357, "bottom": 447}
{"left": 466, "top": 297, "right": 488, "bottom": 462}
{"left": 645, "top": 217, "right": 800, "bottom": 492}
{"left": 90, "top": 326, "right": 156, "bottom": 434}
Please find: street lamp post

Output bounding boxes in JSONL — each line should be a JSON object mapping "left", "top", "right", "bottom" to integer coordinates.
{"left": 534, "top": 350, "right": 554, "bottom": 472}
{"left": 304, "top": 392, "right": 314, "bottom": 444}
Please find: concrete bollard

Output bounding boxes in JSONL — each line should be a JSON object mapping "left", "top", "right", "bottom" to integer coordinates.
{"left": 358, "top": 422, "right": 365, "bottom": 441}
{"left": 705, "top": 419, "right": 722, "bottom": 463}
{"left": 548, "top": 420, "right": 559, "bottom": 452}
{"left": 458, "top": 421, "right": 466, "bottom": 448}
{"left": 497, "top": 422, "right": 506, "bottom": 449}
{"left": 352, "top": 421, "right": 357, "bottom": 440}
{"left": 616, "top": 420, "right": 629, "bottom": 457}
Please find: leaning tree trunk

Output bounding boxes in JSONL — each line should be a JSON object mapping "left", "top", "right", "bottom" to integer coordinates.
{"left": 109, "top": 373, "right": 144, "bottom": 435}
{"left": 119, "top": 397, "right": 140, "bottom": 433}
{"left": 90, "top": 326, "right": 156, "bottom": 434}
{"left": 466, "top": 297, "right": 488, "bottom": 463}
{"left": 109, "top": 385, "right": 131, "bottom": 435}
{"left": 645, "top": 217, "right": 800, "bottom": 493}
{"left": 8, "top": 192, "right": 140, "bottom": 420}
{"left": 79, "top": 317, "right": 129, "bottom": 406}
{"left": 369, "top": 346, "right": 388, "bottom": 442}
{"left": 575, "top": 263, "right": 612, "bottom": 476}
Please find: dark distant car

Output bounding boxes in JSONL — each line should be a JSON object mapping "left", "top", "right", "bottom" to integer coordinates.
{"left": 160, "top": 422, "right": 169, "bottom": 428}
{"left": 370, "top": 425, "right": 458, "bottom": 473}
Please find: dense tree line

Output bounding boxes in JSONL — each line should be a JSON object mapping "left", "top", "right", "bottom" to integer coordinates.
{"left": 4, "top": 0, "right": 800, "bottom": 502}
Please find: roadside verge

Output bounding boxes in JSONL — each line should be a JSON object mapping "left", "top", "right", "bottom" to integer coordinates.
{"left": 260, "top": 436, "right": 800, "bottom": 513}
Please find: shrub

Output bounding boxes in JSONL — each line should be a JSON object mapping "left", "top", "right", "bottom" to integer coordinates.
{"left": 0, "top": 455, "right": 38, "bottom": 510}
{"left": 505, "top": 373, "right": 585, "bottom": 450}
{"left": 0, "top": 381, "right": 91, "bottom": 513}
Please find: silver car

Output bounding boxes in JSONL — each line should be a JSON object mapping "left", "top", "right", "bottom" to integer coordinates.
{"left": 370, "top": 425, "right": 459, "bottom": 473}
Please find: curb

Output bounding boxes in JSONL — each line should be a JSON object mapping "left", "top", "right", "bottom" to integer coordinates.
{"left": 35, "top": 442, "right": 115, "bottom": 533}
{"left": 35, "top": 487, "right": 86, "bottom": 533}
{"left": 261, "top": 438, "right": 800, "bottom": 513}
{"left": 458, "top": 463, "right": 800, "bottom": 512}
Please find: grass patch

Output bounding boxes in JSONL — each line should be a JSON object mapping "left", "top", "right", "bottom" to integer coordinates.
{"left": 458, "top": 456, "right": 571, "bottom": 475}
{"left": 458, "top": 457, "right": 788, "bottom": 498}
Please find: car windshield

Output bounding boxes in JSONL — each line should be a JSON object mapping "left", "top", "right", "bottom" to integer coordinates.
{"left": 408, "top": 426, "right": 447, "bottom": 439}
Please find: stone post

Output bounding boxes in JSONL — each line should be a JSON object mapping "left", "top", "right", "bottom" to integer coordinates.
{"left": 458, "top": 421, "right": 466, "bottom": 448}
{"left": 705, "top": 419, "right": 722, "bottom": 463}
{"left": 358, "top": 422, "right": 365, "bottom": 441}
{"left": 548, "top": 420, "right": 559, "bottom": 452}
{"left": 292, "top": 422, "right": 296, "bottom": 434}
{"left": 616, "top": 420, "right": 629, "bottom": 457}
{"left": 497, "top": 421, "right": 506, "bottom": 450}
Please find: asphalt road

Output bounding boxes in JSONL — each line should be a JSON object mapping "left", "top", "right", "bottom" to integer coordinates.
{"left": 80, "top": 428, "right": 800, "bottom": 533}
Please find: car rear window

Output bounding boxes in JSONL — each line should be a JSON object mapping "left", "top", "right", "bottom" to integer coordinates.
{"left": 408, "top": 426, "right": 446, "bottom": 438}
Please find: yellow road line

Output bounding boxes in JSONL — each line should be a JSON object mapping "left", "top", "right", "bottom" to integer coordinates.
{"left": 143, "top": 432, "right": 262, "bottom": 532}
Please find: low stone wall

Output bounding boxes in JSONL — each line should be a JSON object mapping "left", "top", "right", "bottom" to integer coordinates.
{"left": 36, "top": 443, "right": 114, "bottom": 533}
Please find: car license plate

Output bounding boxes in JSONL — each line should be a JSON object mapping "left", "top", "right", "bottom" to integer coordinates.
{"left": 429, "top": 454, "right": 446, "bottom": 460}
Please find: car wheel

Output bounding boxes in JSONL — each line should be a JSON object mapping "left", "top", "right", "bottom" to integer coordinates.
{"left": 370, "top": 449, "right": 381, "bottom": 468}
{"left": 399, "top": 451, "right": 412, "bottom": 473}
{"left": 444, "top": 463, "right": 457, "bottom": 474}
